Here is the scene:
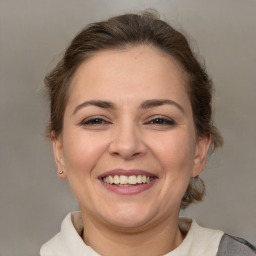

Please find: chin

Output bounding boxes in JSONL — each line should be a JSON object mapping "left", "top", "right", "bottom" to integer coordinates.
{"left": 107, "top": 216, "right": 151, "bottom": 230}
{"left": 100, "top": 205, "right": 156, "bottom": 230}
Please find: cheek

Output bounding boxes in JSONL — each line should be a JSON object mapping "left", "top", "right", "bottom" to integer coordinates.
{"left": 149, "top": 130, "right": 196, "bottom": 173}
{"left": 61, "top": 130, "right": 110, "bottom": 207}
{"left": 62, "top": 129, "right": 109, "bottom": 177}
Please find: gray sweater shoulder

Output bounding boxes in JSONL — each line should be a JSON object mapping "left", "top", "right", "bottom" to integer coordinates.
{"left": 217, "top": 234, "right": 256, "bottom": 256}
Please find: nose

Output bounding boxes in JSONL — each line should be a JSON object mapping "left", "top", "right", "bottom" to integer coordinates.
{"left": 108, "top": 121, "right": 147, "bottom": 160}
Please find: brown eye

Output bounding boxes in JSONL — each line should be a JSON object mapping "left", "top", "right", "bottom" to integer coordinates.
{"left": 80, "top": 117, "right": 110, "bottom": 126}
{"left": 148, "top": 117, "right": 175, "bottom": 126}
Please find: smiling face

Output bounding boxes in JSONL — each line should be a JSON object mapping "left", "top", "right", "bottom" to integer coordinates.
{"left": 52, "top": 45, "right": 210, "bottom": 230}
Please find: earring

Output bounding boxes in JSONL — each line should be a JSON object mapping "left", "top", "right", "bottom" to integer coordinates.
{"left": 58, "top": 170, "right": 64, "bottom": 174}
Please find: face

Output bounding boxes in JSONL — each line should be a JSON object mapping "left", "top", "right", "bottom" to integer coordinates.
{"left": 52, "top": 45, "right": 210, "bottom": 230}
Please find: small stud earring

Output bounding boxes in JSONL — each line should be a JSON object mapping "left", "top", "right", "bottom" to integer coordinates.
{"left": 58, "top": 170, "right": 64, "bottom": 174}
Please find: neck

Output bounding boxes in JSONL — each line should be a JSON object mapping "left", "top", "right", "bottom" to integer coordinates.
{"left": 81, "top": 211, "right": 184, "bottom": 256}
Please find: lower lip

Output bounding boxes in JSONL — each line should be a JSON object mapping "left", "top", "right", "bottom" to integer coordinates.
{"left": 99, "top": 179, "right": 157, "bottom": 195}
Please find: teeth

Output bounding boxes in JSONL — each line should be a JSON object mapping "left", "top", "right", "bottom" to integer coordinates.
{"left": 109, "top": 176, "right": 114, "bottom": 184}
{"left": 114, "top": 175, "right": 119, "bottom": 184}
{"left": 137, "top": 175, "right": 143, "bottom": 184}
{"left": 120, "top": 175, "right": 128, "bottom": 184}
{"left": 128, "top": 175, "right": 137, "bottom": 184}
{"left": 103, "top": 175, "right": 153, "bottom": 185}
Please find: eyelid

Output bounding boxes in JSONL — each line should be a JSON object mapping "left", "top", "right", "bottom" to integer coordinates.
{"left": 79, "top": 115, "right": 111, "bottom": 126}
{"left": 144, "top": 115, "right": 176, "bottom": 125}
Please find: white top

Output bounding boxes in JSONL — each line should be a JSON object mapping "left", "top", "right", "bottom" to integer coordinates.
{"left": 40, "top": 212, "right": 224, "bottom": 256}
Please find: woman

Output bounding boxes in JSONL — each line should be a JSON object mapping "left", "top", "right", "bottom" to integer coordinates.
{"left": 40, "top": 11, "right": 255, "bottom": 256}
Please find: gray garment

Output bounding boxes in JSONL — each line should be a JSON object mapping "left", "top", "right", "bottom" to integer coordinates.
{"left": 217, "top": 234, "right": 256, "bottom": 256}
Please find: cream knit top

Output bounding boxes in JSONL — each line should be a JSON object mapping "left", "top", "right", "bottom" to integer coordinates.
{"left": 40, "top": 212, "right": 224, "bottom": 256}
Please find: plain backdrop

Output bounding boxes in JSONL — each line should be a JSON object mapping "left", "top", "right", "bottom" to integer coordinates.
{"left": 0, "top": 0, "right": 255, "bottom": 255}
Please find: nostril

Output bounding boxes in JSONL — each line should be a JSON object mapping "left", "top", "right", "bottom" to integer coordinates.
{"left": 109, "top": 147, "right": 146, "bottom": 159}
{"left": 108, "top": 129, "right": 147, "bottom": 159}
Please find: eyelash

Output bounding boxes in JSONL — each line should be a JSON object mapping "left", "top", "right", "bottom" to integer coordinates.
{"left": 79, "top": 116, "right": 176, "bottom": 127}
{"left": 145, "top": 116, "right": 176, "bottom": 126}
{"left": 80, "top": 117, "right": 110, "bottom": 126}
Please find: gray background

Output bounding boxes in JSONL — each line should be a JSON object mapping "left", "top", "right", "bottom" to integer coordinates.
{"left": 0, "top": 0, "right": 255, "bottom": 255}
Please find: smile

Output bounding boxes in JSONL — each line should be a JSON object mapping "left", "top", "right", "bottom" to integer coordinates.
{"left": 98, "top": 169, "right": 158, "bottom": 195}
{"left": 102, "top": 175, "right": 154, "bottom": 186}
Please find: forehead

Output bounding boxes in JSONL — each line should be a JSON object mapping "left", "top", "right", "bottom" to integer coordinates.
{"left": 68, "top": 45, "right": 190, "bottom": 105}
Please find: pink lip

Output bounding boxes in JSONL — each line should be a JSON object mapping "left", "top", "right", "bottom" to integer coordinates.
{"left": 98, "top": 169, "right": 158, "bottom": 195}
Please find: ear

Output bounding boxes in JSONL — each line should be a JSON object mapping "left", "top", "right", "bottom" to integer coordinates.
{"left": 51, "top": 131, "right": 67, "bottom": 179}
{"left": 192, "top": 135, "right": 211, "bottom": 177}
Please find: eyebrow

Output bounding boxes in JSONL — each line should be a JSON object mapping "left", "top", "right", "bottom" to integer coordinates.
{"left": 72, "top": 100, "right": 115, "bottom": 115}
{"left": 72, "top": 99, "right": 184, "bottom": 115}
{"left": 140, "top": 99, "right": 185, "bottom": 113}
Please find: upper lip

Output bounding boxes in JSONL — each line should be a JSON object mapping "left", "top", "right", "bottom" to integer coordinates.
{"left": 98, "top": 169, "right": 158, "bottom": 179}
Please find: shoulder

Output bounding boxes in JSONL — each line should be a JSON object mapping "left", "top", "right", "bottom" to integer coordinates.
{"left": 217, "top": 233, "right": 256, "bottom": 256}
{"left": 40, "top": 233, "right": 65, "bottom": 256}
{"left": 40, "top": 212, "right": 98, "bottom": 256}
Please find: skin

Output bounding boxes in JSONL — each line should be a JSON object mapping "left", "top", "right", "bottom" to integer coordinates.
{"left": 52, "top": 45, "right": 210, "bottom": 256}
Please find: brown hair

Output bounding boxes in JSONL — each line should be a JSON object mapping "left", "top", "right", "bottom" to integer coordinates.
{"left": 45, "top": 10, "right": 223, "bottom": 209}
